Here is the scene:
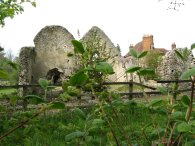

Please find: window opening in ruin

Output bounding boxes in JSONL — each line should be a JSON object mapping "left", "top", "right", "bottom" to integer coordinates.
{"left": 46, "top": 68, "right": 64, "bottom": 84}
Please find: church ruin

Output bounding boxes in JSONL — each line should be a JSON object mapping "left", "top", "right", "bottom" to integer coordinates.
{"left": 18, "top": 25, "right": 126, "bottom": 86}
{"left": 18, "top": 25, "right": 78, "bottom": 86}
{"left": 18, "top": 25, "right": 195, "bottom": 89}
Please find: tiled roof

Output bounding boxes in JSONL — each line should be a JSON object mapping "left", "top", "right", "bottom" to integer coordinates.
{"left": 134, "top": 42, "right": 143, "bottom": 52}
{"left": 155, "top": 48, "right": 168, "bottom": 54}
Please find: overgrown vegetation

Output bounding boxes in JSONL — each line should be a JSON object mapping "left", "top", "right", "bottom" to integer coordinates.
{"left": 144, "top": 50, "right": 164, "bottom": 80}
{"left": 0, "top": 46, "right": 19, "bottom": 84}
{"left": 1, "top": 41, "right": 195, "bottom": 146}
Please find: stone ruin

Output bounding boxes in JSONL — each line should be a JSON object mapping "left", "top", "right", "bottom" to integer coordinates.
{"left": 158, "top": 48, "right": 194, "bottom": 80}
{"left": 33, "top": 25, "right": 77, "bottom": 82}
{"left": 18, "top": 25, "right": 195, "bottom": 94}
{"left": 157, "top": 47, "right": 195, "bottom": 90}
{"left": 18, "top": 25, "right": 77, "bottom": 87}
{"left": 18, "top": 25, "right": 125, "bottom": 87}
{"left": 81, "top": 26, "right": 122, "bottom": 82}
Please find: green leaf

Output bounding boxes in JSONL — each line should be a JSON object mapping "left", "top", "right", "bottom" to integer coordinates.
{"left": 23, "top": 125, "right": 33, "bottom": 135}
{"left": 125, "top": 66, "right": 141, "bottom": 73}
{"left": 0, "top": 69, "right": 9, "bottom": 79}
{"left": 183, "top": 47, "right": 190, "bottom": 59}
{"left": 69, "top": 71, "right": 88, "bottom": 86}
{"left": 181, "top": 95, "right": 190, "bottom": 106}
{"left": 189, "top": 120, "right": 195, "bottom": 126}
{"left": 148, "top": 99, "right": 165, "bottom": 108}
{"left": 180, "top": 67, "right": 195, "bottom": 80}
{"left": 177, "top": 122, "right": 191, "bottom": 133}
{"left": 6, "top": 61, "right": 20, "bottom": 70}
{"left": 83, "top": 66, "right": 93, "bottom": 71}
{"left": 24, "top": 95, "right": 44, "bottom": 104}
{"left": 171, "top": 111, "right": 185, "bottom": 121}
{"left": 38, "top": 78, "right": 49, "bottom": 90}
{"left": 67, "top": 86, "right": 81, "bottom": 96}
{"left": 138, "top": 51, "right": 148, "bottom": 58}
{"left": 157, "top": 87, "right": 168, "bottom": 94}
{"left": 91, "top": 119, "right": 105, "bottom": 125}
{"left": 47, "top": 86, "right": 56, "bottom": 90}
{"left": 149, "top": 127, "right": 164, "bottom": 140}
{"left": 129, "top": 48, "right": 138, "bottom": 58}
{"left": 95, "top": 62, "right": 114, "bottom": 74}
{"left": 71, "top": 40, "right": 85, "bottom": 54}
{"left": 65, "top": 131, "right": 85, "bottom": 141}
{"left": 185, "top": 140, "right": 195, "bottom": 146}
{"left": 49, "top": 101, "right": 65, "bottom": 109}
{"left": 142, "top": 123, "right": 153, "bottom": 131}
{"left": 62, "top": 81, "right": 69, "bottom": 92}
{"left": 60, "top": 92, "right": 71, "bottom": 101}
{"left": 137, "top": 68, "right": 155, "bottom": 76}
{"left": 73, "top": 108, "right": 86, "bottom": 119}
{"left": 31, "top": 2, "right": 36, "bottom": 7}
{"left": 175, "top": 50, "right": 184, "bottom": 61}
{"left": 191, "top": 43, "right": 195, "bottom": 50}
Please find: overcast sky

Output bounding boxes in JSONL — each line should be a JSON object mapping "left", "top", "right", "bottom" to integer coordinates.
{"left": 0, "top": 0, "right": 194, "bottom": 56}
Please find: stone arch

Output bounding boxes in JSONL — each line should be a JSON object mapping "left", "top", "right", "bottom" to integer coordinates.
{"left": 46, "top": 68, "right": 64, "bottom": 84}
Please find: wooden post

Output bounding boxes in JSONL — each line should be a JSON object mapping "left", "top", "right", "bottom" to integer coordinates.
{"left": 173, "top": 78, "right": 179, "bottom": 100}
{"left": 129, "top": 80, "right": 133, "bottom": 99}
{"left": 22, "top": 85, "right": 28, "bottom": 110}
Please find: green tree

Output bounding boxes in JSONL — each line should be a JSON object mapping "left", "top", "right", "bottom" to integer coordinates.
{"left": 144, "top": 50, "right": 164, "bottom": 80}
{"left": 0, "top": 46, "right": 19, "bottom": 83}
{"left": 0, "top": 0, "right": 36, "bottom": 26}
{"left": 0, "top": 46, "right": 6, "bottom": 66}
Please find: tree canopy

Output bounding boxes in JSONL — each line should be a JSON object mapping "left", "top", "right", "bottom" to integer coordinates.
{"left": 0, "top": 0, "right": 36, "bottom": 27}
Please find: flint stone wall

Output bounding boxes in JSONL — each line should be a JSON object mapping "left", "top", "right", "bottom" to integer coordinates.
{"left": 32, "top": 25, "right": 77, "bottom": 82}
{"left": 18, "top": 47, "right": 35, "bottom": 96}
{"left": 157, "top": 49, "right": 194, "bottom": 89}
{"left": 81, "top": 26, "right": 121, "bottom": 81}
{"left": 158, "top": 49, "right": 194, "bottom": 80}
{"left": 18, "top": 47, "right": 35, "bottom": 85}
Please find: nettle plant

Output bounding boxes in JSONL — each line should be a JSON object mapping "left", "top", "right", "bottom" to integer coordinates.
{"left": 61, "top": 38, "right": 115, "bottom": 101}
{"left": 60, "top": 40, "right": 139, "bottom": 145}
{"left": 0, "top": 73, "right": 65, "bottom": 142}
{"left": 125, "top": 48, "right": 155, "bottom": 101}
{"left": 124, "top": 46, "right": 195, "bottom": 145}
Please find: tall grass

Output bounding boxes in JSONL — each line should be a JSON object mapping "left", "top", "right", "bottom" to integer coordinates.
{"left": 0, "top": 88, "right": 16, "bottom": 98}
{"left": 0, "top": 103, "right": 166, "bottom": 146}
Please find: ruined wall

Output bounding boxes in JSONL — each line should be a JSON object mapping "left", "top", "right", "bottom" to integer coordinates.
{"left": 158, "top": 49, "right": 193, "bottom": 80}
{"left": 18, "top": 25, "right": 138, "bottom": 84}
{"left": 81, "top": 26, "right": 121, "bottom": 81}
{"left": 18, "top": 47, "right": 35, "bottom": 85}
{"left": 32, "top": 25, "right": 77, "bottom": 82}
{"left": 18, "top": 47, "right": 35, "bottom": 96}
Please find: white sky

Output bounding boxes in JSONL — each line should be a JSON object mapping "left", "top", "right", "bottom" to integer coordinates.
{"left": 0, "top": 0, "right": 195, "bottom": 56}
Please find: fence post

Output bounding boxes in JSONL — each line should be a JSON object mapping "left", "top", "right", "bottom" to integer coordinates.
{"left": 129, "top": 80, "right": 133, "bottom": 99}
{"left": 22, "top": 85, "right": 28, "bottom": 110}
{"left": 173, "top": 78, "right": 179, "bottom": 100}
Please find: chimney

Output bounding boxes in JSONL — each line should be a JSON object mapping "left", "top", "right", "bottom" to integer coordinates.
{"left": 171, "top": 42, "right": 176, "bottom": 49}
{"left": 142, "top": 35, "right": 154, "bottom": 51}
{"left": 129, "top": 44, "right": 134, "bottom": 48}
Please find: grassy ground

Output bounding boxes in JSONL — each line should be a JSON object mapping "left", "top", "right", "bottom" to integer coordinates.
{"left": 0, "top": 85, "right": 169, "bottom": 145}
{"left": 0, "top": 88, "right": 17, "bottom": 98}
{"left": 0, "top": 101, "right": 166, "bottom": 146}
